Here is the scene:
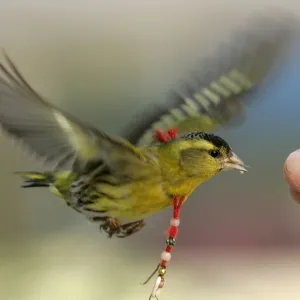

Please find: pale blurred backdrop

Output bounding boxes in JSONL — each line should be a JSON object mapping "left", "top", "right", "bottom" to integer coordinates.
{"left": 1, "top": 1, "right": 300, "bottom": 300}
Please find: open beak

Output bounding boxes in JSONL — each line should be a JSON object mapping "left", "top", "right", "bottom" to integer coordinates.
{"left": 222, "top": 152, "right": 248, "bottom": 173}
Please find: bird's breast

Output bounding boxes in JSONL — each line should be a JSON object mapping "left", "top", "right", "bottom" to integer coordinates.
{"left": 163, "top": 176, "right": 205, "bottom": 198}
{"left": 124, "top": 179, "right": 173, "bottom": 219}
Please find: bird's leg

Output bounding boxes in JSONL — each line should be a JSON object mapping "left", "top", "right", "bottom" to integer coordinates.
{"left": 115, "top": 219, "right": 146, "bottom": 238}
{"left": 96, "top": 217, "right": 145, "bottom": 238}
{"left": 98, "top": 217, "right": 121, "bottom": 238}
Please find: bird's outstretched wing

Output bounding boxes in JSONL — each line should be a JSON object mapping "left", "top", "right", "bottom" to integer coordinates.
{"left": 125, "top": 14, "right": 298, "bottom": 147}
{"left": 0, "top": 53, "right": 147, "bottom": 174}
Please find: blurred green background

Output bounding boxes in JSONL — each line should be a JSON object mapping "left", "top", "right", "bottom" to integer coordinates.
{"left": 1, "top": 1, "right": 300, "bottom": 299}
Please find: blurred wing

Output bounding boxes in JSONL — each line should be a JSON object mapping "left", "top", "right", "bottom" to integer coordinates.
{"left": 0, "top": 53, "right": 146, "bottom": 173}
{"left": 125, "top": 14, "right": 298, "bottom": 147}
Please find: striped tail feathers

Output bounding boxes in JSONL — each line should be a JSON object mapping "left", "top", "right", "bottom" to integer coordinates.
{"left": 15, "top": 171, "right": 54, "bottom": 188}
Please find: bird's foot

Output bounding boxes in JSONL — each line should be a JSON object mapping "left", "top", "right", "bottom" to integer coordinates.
{"left": 115, "top": 219, "right": 146, "bottom": 238}
{"left": 98, "top": 218, "right": 145, "bottom": 238}
{"left": 99, "top": 217, "right": 121, "bottom": 238}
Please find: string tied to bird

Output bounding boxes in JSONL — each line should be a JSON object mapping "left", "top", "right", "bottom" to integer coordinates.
{"left": 142, "top": 127, "right": 186, "bottom": 300}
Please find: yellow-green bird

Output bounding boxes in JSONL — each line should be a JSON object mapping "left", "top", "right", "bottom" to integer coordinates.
{"left": 0, "top": 16, "right": 296, "bottom": 238}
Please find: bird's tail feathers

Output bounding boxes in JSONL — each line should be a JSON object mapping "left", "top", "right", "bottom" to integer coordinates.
{"left": 15, "top": 171, "right": 54, "bottom": 188}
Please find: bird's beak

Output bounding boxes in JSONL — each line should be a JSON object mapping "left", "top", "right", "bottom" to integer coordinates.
{"left": 222, "top": 152, "right": 248, "bottom": 173}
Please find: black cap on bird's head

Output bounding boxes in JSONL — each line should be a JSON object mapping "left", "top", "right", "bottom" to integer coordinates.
{"left": 180, "top": 131, "right": 231, "bottom": 154}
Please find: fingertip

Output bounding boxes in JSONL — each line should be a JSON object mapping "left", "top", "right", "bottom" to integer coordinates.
{"left": 285, "top": 150, "right": 300, "bottom": 192}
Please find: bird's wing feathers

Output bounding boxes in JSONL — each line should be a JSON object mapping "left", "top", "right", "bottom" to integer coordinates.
{"left": 125, "top": 15, "right": 297, "bottom": 147}
{"left": 0, "top": 53, "right": 146, "bottom": 173}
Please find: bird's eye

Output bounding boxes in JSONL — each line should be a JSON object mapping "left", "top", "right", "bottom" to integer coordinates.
{"left": 208, "top": 150, "right": 220, "bottom": 158}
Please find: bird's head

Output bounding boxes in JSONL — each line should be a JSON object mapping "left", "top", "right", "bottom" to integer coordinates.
{"left": 177, "top": 131, "right": 247, "bottom": 180}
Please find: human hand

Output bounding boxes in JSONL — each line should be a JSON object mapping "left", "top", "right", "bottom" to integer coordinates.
{"left": 284, "top": 150, "right": 300, "bottom": 203}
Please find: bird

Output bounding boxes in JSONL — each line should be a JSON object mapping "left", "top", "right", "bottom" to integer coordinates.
{"left": 0, "top": 14, "right": 296, "bottom": 238}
